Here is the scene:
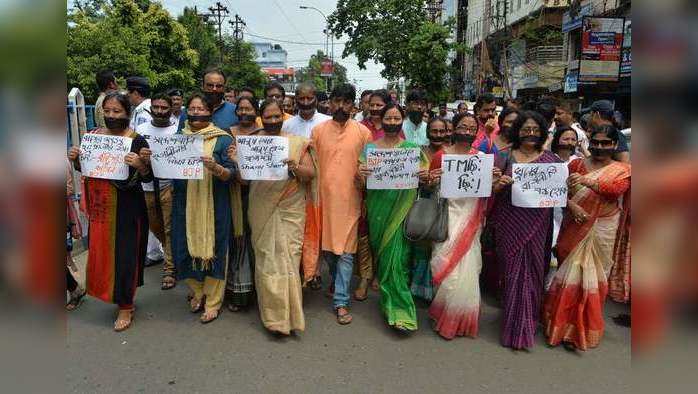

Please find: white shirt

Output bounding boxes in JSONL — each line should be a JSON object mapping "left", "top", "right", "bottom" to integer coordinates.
{"left": 136, "top": 121, "right": 178, "bottom": 192}
{"left": 130, "top": 98, "right": 152, "bottom": 130}
{"left": 354, "top": 112, "right": 366, "bottom": 122}
{"left": 282, "top": 111, "right": 332, "bottom": 139}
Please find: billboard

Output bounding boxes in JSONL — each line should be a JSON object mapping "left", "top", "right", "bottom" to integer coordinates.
{"left": 579, "top": 17, "right": 625, "bottom": 82}
{"left": 320, "top": 59, "right": 334, "bottom": 77}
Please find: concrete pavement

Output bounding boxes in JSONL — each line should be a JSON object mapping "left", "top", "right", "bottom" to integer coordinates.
{"left": 67, "top": 252, "right": 631, "bottom": 393}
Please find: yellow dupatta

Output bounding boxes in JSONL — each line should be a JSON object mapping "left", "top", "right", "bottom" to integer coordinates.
{"left": 182, "top": 123, "right": 229, "bottom": 266}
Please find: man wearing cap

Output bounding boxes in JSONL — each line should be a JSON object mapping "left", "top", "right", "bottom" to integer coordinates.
{"left": 587, "top": 99, "right": 630, "bottom": 163}
{"left": 127, "top": 76, "right": 152, "bottom": 130}
{"left": 167, "top": 88, "right": 185, "bottom": 130}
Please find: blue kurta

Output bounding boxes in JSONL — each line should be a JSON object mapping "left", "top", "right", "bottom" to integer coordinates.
{"left": 171, "top": 135, "right": 235, "bottom": 282}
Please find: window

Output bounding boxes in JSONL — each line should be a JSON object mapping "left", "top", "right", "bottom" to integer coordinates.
{"left": 518, "top": 0, "right": 522, "bottom": 10}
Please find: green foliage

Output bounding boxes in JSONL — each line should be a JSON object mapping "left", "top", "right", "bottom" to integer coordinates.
{"left": 294, "top": 50, "right": 348, "bottom": 93}
{"left": 329, "top": 0, "right": 466, "bottom": 101}
{"left": 220, "top": 37, "right": 269, "bottom": 94}
{"left": 177, "top": 6, "right": 220, "bottom": 81}
{"left": 67, "top": 0, "right": 198, "bottom": 102}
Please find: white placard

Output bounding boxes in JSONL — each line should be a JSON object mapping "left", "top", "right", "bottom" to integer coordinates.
{"left": 512, "top": 163, "right": 569, "bottom": 208}
{"left": 439, "top": 154, "right": 494, "bottom": 198}
{"left": 236, "top": 135, "right": 289, "bottom": 181}
{"left": 147, "top": 135, "right": 204, "bottom": 179}
{"left": 79, "top": 134, "right": 133, "bottom": 180}
{"left": 366, "top": 148, "right": 420, "bottom": 190}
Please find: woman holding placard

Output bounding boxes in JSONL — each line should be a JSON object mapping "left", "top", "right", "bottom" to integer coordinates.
{"left": 231, "top": 100, "right": 316, "bottom": 335}
{"left": 225, "top": 96, "right": 260, "bottom": 313}
{"left": 171, "top": 93, "right": 235, "bottom": 324}
{"left": 544, "top": 124, "right": 630, "bottom": 351}
{"left": 427, "top": 113, "right": 501, "bottom": 340}
{"left": 67, "top": 92, "right": 151, "bottom": 332}
{"left": 357, "top": 103, "right": 430, "bottom": 333}
{"left": 490, "top": 111, "right": 561, "bottom": 350}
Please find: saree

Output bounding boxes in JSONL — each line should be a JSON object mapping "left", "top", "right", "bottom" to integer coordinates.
{"left": 171, "top": 132, "right": 234, "bottom": 283}
{"left": 83, "top": 130, "right": 150, "bottom": 307}
{"left": 491, "top": 150, "right": 559, "bottom": 349}
{"left": 226, "top": 183, "right": 255, "bottom": 308}
{"left": 428, "top": 149, "right": 487, "bottom": 339}
{"left": 609, "top": 188, "right": 631, "bottom": 303}
{"left": 248, "top": 135, "right": 315, "bottom": 334}
{"left": 544, "top": 159, "right": 631, "bottom": 350}
{"left": 409, "top": 146, "right": 441, "bottom": 302}
{"left": 365, "top": 141, "right": 428, "bottom": 330}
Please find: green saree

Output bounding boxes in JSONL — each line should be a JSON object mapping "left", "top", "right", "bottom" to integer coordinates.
{"left": 364, "top": 141, "right": 428, "bottom": 331}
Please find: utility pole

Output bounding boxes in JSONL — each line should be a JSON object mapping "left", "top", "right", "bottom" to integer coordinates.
{"left": 229, "top": 14, "right": 246, "bottom": 66}
{"left": 204, "top": 2, "right": 229, "bottom": 64}
{"left": 499, "top": 0, "right": 513, "bottom": 99}
{"left": 478, "top": 0, "right": 493, "bottom": 95}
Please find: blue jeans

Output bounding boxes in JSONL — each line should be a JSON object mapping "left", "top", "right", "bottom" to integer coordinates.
{"left": 324, "top": 252, "right": 354, "bottom": 309}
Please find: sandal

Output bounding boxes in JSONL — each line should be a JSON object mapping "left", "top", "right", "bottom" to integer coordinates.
{"left": 190, "top": 297, "right": 204, "bottom": 313}
{"left": 354, "top": 278, "right": 369, "bottom": 301}
{"left": 308, "top": 276, "right": 322, "bottom": 291}
{"left": 200, "top": 309, "right": 219, "bottom": 324}
{"left": 66, "top": 287, "right": 86, "bottom": 311}
{"left": 161, "top": 275, "right": 176, "bottom": 290}
{"left": 114, "top": 308, "right": 135, "bottom": 332}
{"left": 336, "top": 307, "right": 353, "bottom": 325}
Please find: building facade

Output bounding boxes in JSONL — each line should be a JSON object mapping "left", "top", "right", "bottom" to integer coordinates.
{"left": 461, "top": 0, "right": 569, "bottom": 100}
{"left": 252, "top": 42, "right": 296, "bottom": 93}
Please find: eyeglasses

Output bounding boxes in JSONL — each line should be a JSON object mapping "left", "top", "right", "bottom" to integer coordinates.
{"left": 590, "top": 138, "right": 615, "bottom": 147}
{"left": 455, "top": 126, "right": 478, "bottom": 133}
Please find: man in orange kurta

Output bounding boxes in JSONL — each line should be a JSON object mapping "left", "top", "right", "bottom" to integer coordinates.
{"left": 311, "top": 83, "right": 371, "bottom": 324}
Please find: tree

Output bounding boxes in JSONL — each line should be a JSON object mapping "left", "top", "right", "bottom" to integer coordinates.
{"left": 67, "top": 0, "right": 198, "bottom": 102}
{"left": 329, "top": 0, "right": 465, "bottom": 102}
{"left": 220, "top": 37, "right": 269, "bottom": 94}
{"left": 295, "top": 50, "right": 348, "bottom": 93}
{"left": 177, "top": 6, "right": 220, "bottom": 81}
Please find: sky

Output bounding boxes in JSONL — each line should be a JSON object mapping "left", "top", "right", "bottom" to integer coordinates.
{"left": 162, "top": 0, "right": 389, "bottom": 93}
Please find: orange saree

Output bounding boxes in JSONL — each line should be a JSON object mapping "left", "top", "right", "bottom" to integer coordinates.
{"left": 544, "top": 158, "right": 631, "bottom": 350}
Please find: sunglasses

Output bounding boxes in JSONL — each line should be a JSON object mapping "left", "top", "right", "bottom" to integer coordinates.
{"left": 590, "top": 139, "right": 615, "bottom": 147}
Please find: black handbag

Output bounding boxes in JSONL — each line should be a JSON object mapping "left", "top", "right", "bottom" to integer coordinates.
{"left": 404, "top": 190, "right": 449, "bottom": 243}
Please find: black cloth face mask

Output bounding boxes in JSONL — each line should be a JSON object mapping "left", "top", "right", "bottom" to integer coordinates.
{"left": 238, "top": 114, "right": 257, "bottom": 124}
{"left": 104, "top": 117, "right": 130, "bottom": 131}
{"left": 333, "top": 108, "right": 350, "bottom": 123}
{"left": 407, "top": 110, "right": 423, "bottom": 125}
{"left": 188, "top": 115, "right": 212, "bottom": 123}
{"left": 453, "top": 133, "right": 475, "bottom": 144}
{"left": 383, "top": 123, "right": 402, "bottom": 134}
{"left": 204, "top": 92, "right": 224, "bottom": 107}
{"left": 263, "top": 121, "right": 283, "bottom": 133}
{"left": 590, "top": 147, "right": 615, "bottom": 157}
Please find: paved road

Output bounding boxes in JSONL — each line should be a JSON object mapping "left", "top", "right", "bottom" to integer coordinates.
{"left": 67, "top": 253, "right": 630, "bottom": 393}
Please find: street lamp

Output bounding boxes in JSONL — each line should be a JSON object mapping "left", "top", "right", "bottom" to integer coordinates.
{"left": 300, "top": 5, "right": 334, "bottom": 91}
{"left": 299, "top": 5, "right": 333, "bottom": 62}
